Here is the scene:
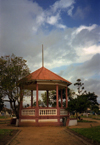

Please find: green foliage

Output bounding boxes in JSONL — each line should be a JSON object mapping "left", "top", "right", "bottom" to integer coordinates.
{"left": 77, "top": 120, "right": 96, "bottom": 123}
{"left": 41, "top": 88, "right": 73, "bottom": 107}
{"left": 0, "top": 129, "right": 13, "bottom": 135}
{"left": 67, "top": 92, "right": 99, "bottom": 117}
{"left": 74, "top": 79, "right": 86, "bottom": 95}
{"left": 41, "top": 92, "right": 50, "bottom": 106}
{"left": 72, "top": 126, "right": 100, "bottom": 143}
{"left": 41, "top": 90, "right": 56, "bottom": 107}
{"left": 67, "top": 79, "right": 99, "bottom": 118}
{"left": 0, "top": 54, "right": 30, "bottom": 118}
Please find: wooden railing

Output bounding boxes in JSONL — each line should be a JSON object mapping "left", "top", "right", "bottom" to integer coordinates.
{"left": 39, "top": 109, "right": 57, "bottom": 116}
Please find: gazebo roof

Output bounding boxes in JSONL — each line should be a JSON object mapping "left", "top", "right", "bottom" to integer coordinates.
{"left": 22, "top": 66, "right": 71, "bottom": 85}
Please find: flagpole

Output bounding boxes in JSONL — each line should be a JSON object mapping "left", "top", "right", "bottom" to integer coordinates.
{"left": 42, "top": 44, "right": 44, "bottom": 67}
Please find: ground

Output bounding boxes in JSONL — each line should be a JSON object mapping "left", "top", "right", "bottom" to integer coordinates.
{"left": 0, "top": 117, "right": 100, "bottom": 145}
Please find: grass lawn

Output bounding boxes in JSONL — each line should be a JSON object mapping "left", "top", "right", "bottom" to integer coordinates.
{"left": 0, "top": 116, "right": 11, "bottom": 124}
{"left": 77, "top": 120, "right": 96, "bottom": 123}
{"left": 71, "top": 126, "right": 100, "bottom": 143}
{"left": 0, "top": 129, "right": 13, "bottom": 135}
{"left": 0, "top": 116, "right": 6, "bottom": 119}
{"left": 0, "top": 129, "right": 19, "bottom": 144}
{"left": 0, "top": 116, "right": 11, "bottom": 119}
{"left": 81, "top": 115, "right": 100, "bottom": 120}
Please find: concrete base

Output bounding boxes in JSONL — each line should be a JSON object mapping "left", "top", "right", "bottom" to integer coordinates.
{"left": 68, "top": 118, "right": 77, "bottom": 126}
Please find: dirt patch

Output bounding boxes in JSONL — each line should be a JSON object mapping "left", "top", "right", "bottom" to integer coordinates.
{"left": 0, "top": 129, "right": 19, "bottom": 145}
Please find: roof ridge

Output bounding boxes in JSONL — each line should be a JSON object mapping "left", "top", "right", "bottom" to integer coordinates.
{"left": 36, "top": 66, "right": 44, "bottom": 79}
{"left": 28, "top": 67, "right": 42, "bottom": 78}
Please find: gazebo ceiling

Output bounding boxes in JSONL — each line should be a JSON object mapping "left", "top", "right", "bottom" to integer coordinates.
{"left": 18, "top": 66, "right": 71, "bottom": 90}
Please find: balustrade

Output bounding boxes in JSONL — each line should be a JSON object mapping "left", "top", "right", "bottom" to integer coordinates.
{"left": 60, "top": 109, "right": 68, "bottom": 115}
{"left": 39, "top": 109, "right": 57, "bottom": 116}
{"left": 21, "top": 108, "right": 67, "bottom": 116}
{"left": 21, "top": 109, "right": 35, "bottom": 116}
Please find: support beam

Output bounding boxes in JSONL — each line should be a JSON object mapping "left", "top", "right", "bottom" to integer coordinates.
{"left": 61, "top": 89, "right": 63, "bottom": 108}
{"left": 47, "top": 90, "right": 49, "bottom": 107}
{"left": 31, "top": 90, "right": 33, "bottom": 107}
{"left": 66, "top": 87, "right": 68, "bottom": 108}
{"left": 56, "top": 85, "right": 59, "bottom": 108}
{"left": 36, "top": 84, "right": 38, "bottom": 107}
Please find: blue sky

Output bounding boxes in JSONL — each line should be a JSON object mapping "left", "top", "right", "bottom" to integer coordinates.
{"left": 0, "top": 0, "right": 100, "bottom": 104}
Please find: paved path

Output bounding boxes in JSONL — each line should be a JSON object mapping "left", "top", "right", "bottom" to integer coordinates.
{"left": 2, "top": 117, "right": 100, "bottom": 145}
{"left": 9, "top": 127, "right": 85, "bottom": 145}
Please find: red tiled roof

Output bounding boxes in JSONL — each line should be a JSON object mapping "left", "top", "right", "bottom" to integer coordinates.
{"left": 26, "top": 67, "right": 71, "bottom": 84}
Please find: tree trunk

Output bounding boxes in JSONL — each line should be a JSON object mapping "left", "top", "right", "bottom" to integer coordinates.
{"left": 76, "top": 112, "right": 78, "bottom": 119}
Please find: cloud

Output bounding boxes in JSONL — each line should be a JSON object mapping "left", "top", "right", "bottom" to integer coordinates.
{"left": 62, "top": 53, "right": 100, "bottom": 79}
{"left": 68, "top": 6, "right": 74, "bottom": 16}
{"left": 59, "top": 53, "right": 100, "bottom": 98}
{"left": 73, "top": 6, "right": 91, "bottom": 19}
{"left": 72, "top": 24, "right": 97, "bottom": 35}
{"left": 47, "top": 14, "right": 60, "bottom": 25}
{"left": 51, "top": 0, "right": 75, "bottom": 13}
{"left": 57, "top": 24, "right": 66, "bottom": 29}
{"left": 32, "top": 0, "right": 75, "bottom": 30}
{"left": 0, "top": 0, "right": 100, "bottom": 72}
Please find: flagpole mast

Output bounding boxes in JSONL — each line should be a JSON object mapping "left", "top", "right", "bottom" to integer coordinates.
{"left": 42, "top": 44, "right": 44, "bottom": 67}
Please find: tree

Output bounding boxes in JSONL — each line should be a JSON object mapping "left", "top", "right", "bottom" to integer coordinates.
{"left": 67, "top": 92, "right": 99, "bottom": 118}
{"left": 0, "top": 94, "right": 4, "bottom": 112}
{"left": 74, "top": 79, "right": 85, "bottom": 95}
{"left": 41, "top": 92, "right": 50, "bottom": 107}
{"left": 41, "top": 91, "right": 56, "bottom": 107}
{"left": 67, "top": 79, "right": 99, "bottom": 118}
{"left": 0, "top": 54, "right": 30, "bottom": 119}
{"left": 41, "top": 88, "right": 73, "bottom": 107}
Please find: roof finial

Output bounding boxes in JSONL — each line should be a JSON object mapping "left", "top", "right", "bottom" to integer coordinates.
{"left": 42, "top": 44, "right": 44, "bottom": 67}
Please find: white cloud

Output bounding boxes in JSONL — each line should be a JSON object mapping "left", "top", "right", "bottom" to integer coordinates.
{"left": 57, "top": 24, "right": 66, "bottom": 29}
{"left": 47, "top": 14, "right": 60, "bottom": 25}
{"left": 73, "top": 6, "right": 91, "bottom": 20}
{"left": 36, "top": 12, "right": 45, "bottom": 25}
{"left": 83, "top": 45, "right": 100, "bottom": 55}
{"left": 52, "top": 0, "right": 75, "bottom": 12}
{"left": 0, "top": 0, "right": 100, "bottom": 71}
{"left": 59, "top": 53, "right": 100, "bottom": 98}
{"left": 26, "top": 0, "right": 75, "bottom": 32}
{"left": 72, "top": 24, "right": 97, "bottom": 35}
{"left": 68, "top": 6, "right": 74, "bottom": 16}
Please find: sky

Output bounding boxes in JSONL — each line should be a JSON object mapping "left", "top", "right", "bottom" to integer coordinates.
{"left": 0, "top": 0, "right": 100, "bottom": 105}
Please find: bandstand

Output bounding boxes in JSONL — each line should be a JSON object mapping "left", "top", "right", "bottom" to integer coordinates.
{"left": 18, "top": 47, "right": 71, "bottom": 126}
{"left": 18, "top": 66, "right": 71, "bottom": 126}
